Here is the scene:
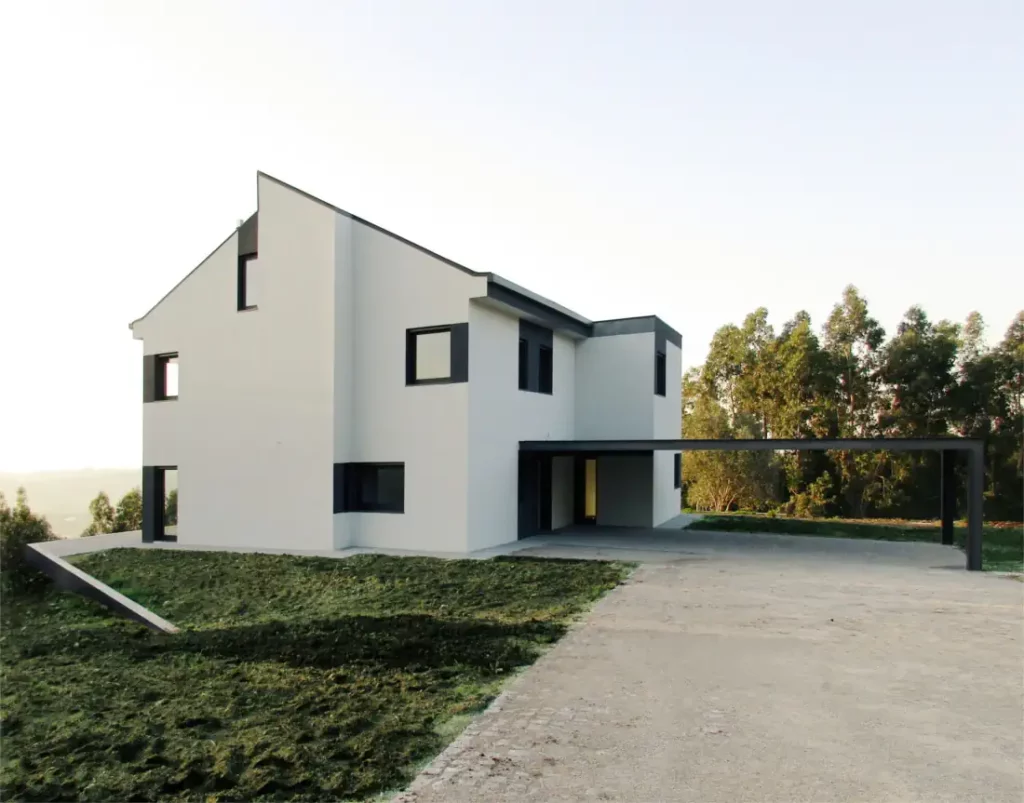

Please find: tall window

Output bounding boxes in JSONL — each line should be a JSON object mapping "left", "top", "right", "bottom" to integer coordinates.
{"left": 518, "top": 339, "right": 529, "bottom": 390}
{"left": 538, "top": 345, "right": 553, "bottom": 394}
{"left": 237, "top": 254, "right": 260, "bottom": 311}
{"left": 519, "top": 320, "right": 554, "bottom": 394}
{"left": 674, "top": 453, "right": 681, "bottom": 489}
{"left": 655, "top": 350, "right": 667, "bottom": 396}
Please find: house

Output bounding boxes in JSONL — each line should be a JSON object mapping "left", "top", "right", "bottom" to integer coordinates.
{"left": 130, "top": 172, "right": 682, "bottom": 553}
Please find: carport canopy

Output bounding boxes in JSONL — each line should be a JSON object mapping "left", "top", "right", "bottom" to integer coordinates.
{"left": 519, "top": 438, "right": 986, "bottom": 571}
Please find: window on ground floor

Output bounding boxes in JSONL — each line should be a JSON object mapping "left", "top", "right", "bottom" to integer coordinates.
{"left": 334, "top": 463, "right": 405, "bottom": 513}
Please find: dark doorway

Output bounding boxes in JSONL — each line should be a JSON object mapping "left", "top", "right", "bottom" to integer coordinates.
{"left": 518, "top": 453, "right": 554, "bottom": 538}
{"left": 573, "top": 457, "right": 598, "bottom": 525}
{"left": 142, "top": 465, "right": 178, "bottom": 543}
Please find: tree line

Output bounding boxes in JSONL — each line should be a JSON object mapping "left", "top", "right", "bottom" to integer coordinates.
{"left": 81, "top": 488, "right": 177, "bottom": 536}
{"left": 682, "top": 286, "right": 1023, "bottom": 522}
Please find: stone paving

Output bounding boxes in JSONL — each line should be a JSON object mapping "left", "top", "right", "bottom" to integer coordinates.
{"left": 393, "top": 536, "right": 1023, "bottom": 803}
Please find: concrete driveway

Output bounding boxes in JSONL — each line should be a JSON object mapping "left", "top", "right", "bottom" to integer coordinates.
{"left": 398, "top": 529, "right": 1023, "bottom": 803}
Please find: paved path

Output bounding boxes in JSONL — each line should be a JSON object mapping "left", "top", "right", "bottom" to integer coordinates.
{"left": 397, "top": 532, "right": 1023, "bottom": 803}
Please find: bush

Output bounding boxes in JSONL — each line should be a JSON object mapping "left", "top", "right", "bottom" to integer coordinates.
{"left": 0, "top": 488, "right": 57, "bottom": 594}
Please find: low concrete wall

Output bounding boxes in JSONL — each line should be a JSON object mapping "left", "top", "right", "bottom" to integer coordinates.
{"left": 25, "top": 543, "right": 179, "bottom": 634}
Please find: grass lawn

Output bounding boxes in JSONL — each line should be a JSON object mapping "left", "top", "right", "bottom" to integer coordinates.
{"left": 686, "top": 513, "right": 1023, "bottom": 572}
{"left": 0, "top": 550, "right": 631, "bottom": 802}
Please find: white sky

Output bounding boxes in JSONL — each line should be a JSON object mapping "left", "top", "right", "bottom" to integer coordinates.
{"left": 1, "top": 0, "right": 1021, "bottom": 471}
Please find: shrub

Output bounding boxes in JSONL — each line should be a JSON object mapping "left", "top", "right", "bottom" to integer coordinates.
{"left": 0, "top": 488, "right": 57, "bottom": 594}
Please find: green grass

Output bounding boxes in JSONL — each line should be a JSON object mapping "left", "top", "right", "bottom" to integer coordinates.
{"left": 687, "top": 513, "right": 1023, "bottom": 572}
{"left": 0, "top": 550, "right": 632, "bottom": 802}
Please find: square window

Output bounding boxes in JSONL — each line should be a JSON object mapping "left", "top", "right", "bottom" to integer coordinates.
{"left": 406, "top": 324, "right": 468, "bottom": 385}
{"left": 538, "top": 345, "right": 553, "bottom": 394}
{"left": 518, "top": 339, "right": 529, "bottom": 390}
{"left": 655, "top": 351, "right": 667, "bottom": 396}
{"left": 415, "top": 330, "right": 451, "bottom": 381}
{"left": 238, "top": 254, "right": 259, "bottom": 311}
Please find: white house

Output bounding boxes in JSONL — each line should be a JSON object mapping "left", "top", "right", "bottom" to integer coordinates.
{"left": 131, "top": 172, "right": 682, "bottom": 553}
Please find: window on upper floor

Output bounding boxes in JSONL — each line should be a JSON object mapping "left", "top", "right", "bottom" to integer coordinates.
{"left": 144, "top": 353, "right": 179, "bottom": 402}
{"left": 334, "top": 463, "right": 405, "bottom": 513}
{"left": 519, "top": 320, "right": 554, "bottom": 394}
{"left": 406, "top": 324, "right": 469, "bottom": 385}
{"left": 655, "top": 350, "right": 667, "bottom": 396}
{"left": 237, "top": 254, "right": 260, "bottom": 311}
{"left": 518, "top": 339, "right": 529, "bottom": 390}
{"left": 538, "top": 345, "right": 553, "bottom": 394}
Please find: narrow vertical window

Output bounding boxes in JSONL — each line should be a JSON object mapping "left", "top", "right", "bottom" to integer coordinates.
{"left": 238, "top": 254, "right": 259, "bottom": 311}
{"left": 518, "top": 339, "right": 529, "bottom": 390}
{"left": 538, "top": 345, "right": 553, "bottom": 394}
{"left": 655, "top": 351, "right": 667, "bottom": 396}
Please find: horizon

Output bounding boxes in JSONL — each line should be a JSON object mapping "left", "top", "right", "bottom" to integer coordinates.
{"left": 2, "top": 0, "right": 1021, "bottom": 472}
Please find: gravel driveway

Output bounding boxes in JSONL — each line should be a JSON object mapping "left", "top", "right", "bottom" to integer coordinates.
{"left": 396, "top": 531, "right": 1023, "bottom": 803}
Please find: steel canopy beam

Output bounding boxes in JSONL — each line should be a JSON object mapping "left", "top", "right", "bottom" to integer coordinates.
{"left": 519, "top": 438, "right": 984, "bottom": 453}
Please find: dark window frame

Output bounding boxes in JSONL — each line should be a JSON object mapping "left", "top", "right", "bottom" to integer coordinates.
{"left": 655, "top": 350, "right": 667, "bottom": 396}
{"left": 406, "top": 323, "right": 469, "bottom": 386}
{"left": 156, "top": 354, "right": 178, "bottom": 400}
{"left": 538, "top": 344, "right": 553, "bottom": 394}
{"left": 142, "top": 465, "right": 178, "bottom": 543}
{"left": 143, "top": 353, "right": 179, "bottom": 402}
{"left": 237, "top": 254, "right": 258, "bottom": 311}
{"left": 518, "top": 339, "right": 529, "bottom": 390}
{"left": 673, "top": 453, "right": 681, "bottom": 489}
{"left": 334, "top": 462, "right": 405, "bottom": 513}
{"left": 518, "top": 320, "right": 554, "bottom": 394}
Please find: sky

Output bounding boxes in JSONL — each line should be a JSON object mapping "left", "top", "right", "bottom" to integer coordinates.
{"left": 1, "top": 0, "right": 1021, "bottom": 472}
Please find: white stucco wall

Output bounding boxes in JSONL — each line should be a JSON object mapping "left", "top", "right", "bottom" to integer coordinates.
{"left": 596, "top": 455, "right": 653, "bottom": 527}
{"left": 135, "top": 174, "right": 339, "bottom": 550}
{"left": 467, "top": 302, "right": 576, "bottom": 551}
{"left": 332, "top": 216, "right": 356, "bottom": 547}
{"left": 652, "top": 339, "right": 683, "bottom": 525}
{"left": 575, "top": 333, "right": 656, "bottom": 439}
{"left": 345, "top": 221, "right": 487, "bottom": 552}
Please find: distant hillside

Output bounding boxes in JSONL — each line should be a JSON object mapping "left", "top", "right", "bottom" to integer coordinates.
{"left": 0, "top": 469, "right": 141, "bottom": 538}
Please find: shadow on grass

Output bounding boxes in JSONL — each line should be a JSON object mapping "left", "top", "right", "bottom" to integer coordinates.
{"left": 10, "top": 611, "right": 567, "bottom": 673}
{"left": 175, "top": 613, "right": 567, "bottom": 672}
{"left": 2, "top": 614, "right": 567, "bottom": 802}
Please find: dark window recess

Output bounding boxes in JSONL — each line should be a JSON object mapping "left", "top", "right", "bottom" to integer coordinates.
{"left": 143, "top": 353, "right": 179, "bottom": 402}
{"left": 674, "top": 453, "right": 681, "bottom": 489}
{"left": 518, "top": 320, "right": 554, "bottom": 394}
{"left": 334, "top": 463, "right": 405, "bottom": 513}
{"left": 655, "top": 351, "right": 667, "bottom": 396}
{"left": 142, "top": 465, "right": 178, "bottom": 542}
{"left": 538, "top": 345, "right": 553, "bottom": 394}
{"left": 518, "top": 339, "right": 529, "bottom": 390}
{"left": 406, "top": 323, "right": 469, "bottom": 385}
{"left": 237, "top": 254, "right": 258, "bottom": 311}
